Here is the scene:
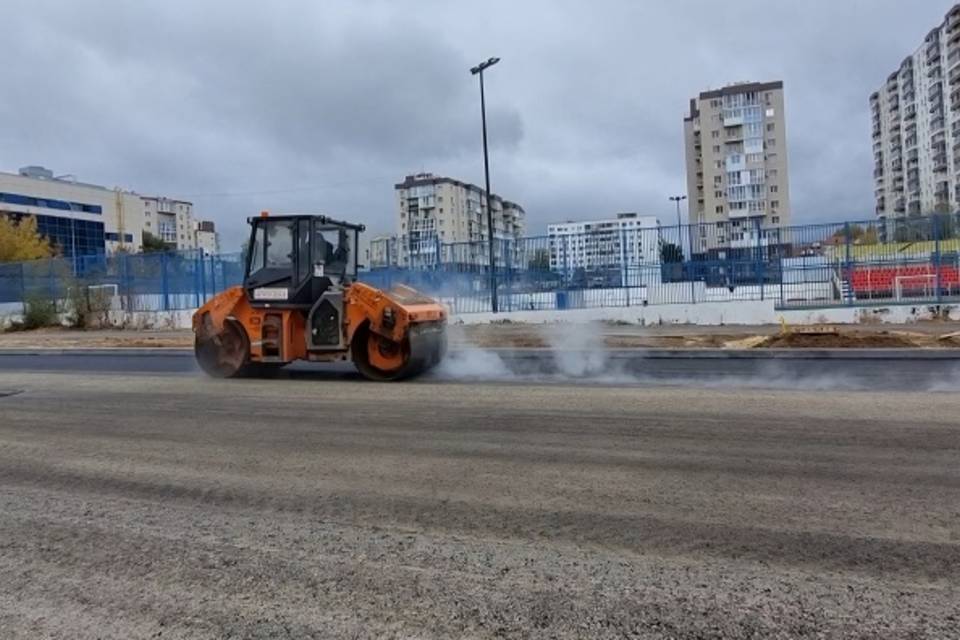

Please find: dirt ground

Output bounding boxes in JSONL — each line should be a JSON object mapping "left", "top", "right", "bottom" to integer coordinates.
{"left": 3, "top": 320, "right": 960, "bottom": 350}
{"left": 0, "top": 372, "right": 958, "bottom": 638}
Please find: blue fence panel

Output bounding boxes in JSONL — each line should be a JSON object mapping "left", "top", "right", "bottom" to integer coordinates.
{"left": 4, "top": 213, "right": 960, "bottom": 317}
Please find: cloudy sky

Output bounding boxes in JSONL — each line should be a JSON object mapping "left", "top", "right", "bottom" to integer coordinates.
{"left": 1, "top": 0, "right": 952, "bottom": 249}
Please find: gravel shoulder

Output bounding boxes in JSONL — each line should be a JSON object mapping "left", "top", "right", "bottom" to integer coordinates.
{"left": 0, "top": 373, "right": 958, "bottom": 638}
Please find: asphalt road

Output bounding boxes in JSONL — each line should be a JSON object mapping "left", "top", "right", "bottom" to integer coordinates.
{"left": 1, "top": 366, "right": 959, "bottom": 638}
{"left": 1, "top": 349, "right": 959, "bottom": 391}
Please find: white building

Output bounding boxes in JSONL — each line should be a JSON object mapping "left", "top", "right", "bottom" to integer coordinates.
{"left": 394, "top": 173, "right": 525, "bottom": 267}
{"left": 548, "top": 213, "right": 661, "bottom": 283}
{"left": 0, "top": 165, "right": 144, "bottom": 258}
{"left": 194, "top": 220, "right": 219, "bottom": 255}
{"left": 367, "top": 234, "right": 399, "bottom": 269}
{"left": 142, "top": 196, "right": 199, "bottom": 250}
{"left": 872, "top": 4, "right": 960, "bottom": 222}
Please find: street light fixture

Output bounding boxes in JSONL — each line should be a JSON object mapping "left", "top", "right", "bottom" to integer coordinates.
{"left": 471, "top": 57, "right": 501, "bottom": 312}
{"left": 669, "top": 195, "right": 688, "bottom": 257}
{"left": 668, "top": 195, "right": 687, "bottom": 228}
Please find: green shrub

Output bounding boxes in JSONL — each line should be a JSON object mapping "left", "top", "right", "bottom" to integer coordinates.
{"left": 66, "top": 280, "right": 113, "bottom": 329}
{"left": 22, "top": 296, "right": 59, "bottom": 329}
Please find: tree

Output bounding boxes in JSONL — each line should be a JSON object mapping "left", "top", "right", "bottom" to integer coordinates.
{"left": 0, "top": 215, "right": 53, "bottom": 262}
{"left": 660, "top": 241, "right": 684, "bottom": 263}
{"left": 527, "top": 248, "right": 550, "bottom": 271}
{"left": 829, "top": 224, "right": 879, "bottom": 245}
{"left": 141, "top": 231, "right": 168, "bottom": 253}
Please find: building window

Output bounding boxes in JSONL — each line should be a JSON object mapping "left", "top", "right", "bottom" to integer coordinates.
{"left": 711, "top": 130, "right": 720, "bottom": 139}
{"left": 766, "top": 138, "right": 776, "bottom": 148}
{"left": 712, "top": 145, "right": 720, "bottom": 153}
{"left": 714, "top": 190, "right": 723, "bottom": 198}
{"left": 715, "top": 205, "right": 724, "bottom": 214}
{"left": 770, "top": 185, "right": 778, "bottom": 193}
{"left": 714, "top": 176, "right": 722, "bottom": 186}
{"left": 766, "top": 108, "right": 775, "bottom": 117}
{"left": 766, "top": 123, "right": 775, "bottom": 132}
{"left": 771, "top": 216, "right": 780, "bottom": 224}
{"left": 771, "top": 200, "right": 780, "bottom": 208}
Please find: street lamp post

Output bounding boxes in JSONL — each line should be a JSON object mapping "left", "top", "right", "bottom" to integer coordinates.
{"left": 669, "top": 195, "right": 687, "bottom": 256}
{"left": 471, "top": 56, "right": 501, "bottom": 313}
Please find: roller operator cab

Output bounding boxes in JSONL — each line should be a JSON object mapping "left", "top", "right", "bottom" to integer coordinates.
{"left": 193, "top": 213, "right": 447, "bottom": 381}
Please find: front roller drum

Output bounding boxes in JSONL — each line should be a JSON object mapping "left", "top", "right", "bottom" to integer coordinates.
{"left": 195, "top": 318, "right": 273, "bottom": 378}
{"left": 352, "top": 323, "right": 446, "bottom": 381}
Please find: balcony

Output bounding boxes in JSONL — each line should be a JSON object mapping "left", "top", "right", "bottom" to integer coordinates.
{"left": 722, "top": 111, "right": 744, "bottom": 127}
{"left": 949, "top": 5, "right": 960, "bottom": 32}
{"left": 725, "top": 126, "right": 744, "bottom": 141}
{"left": 933, "top": 115, "right": 946, "bottom": 132}
{"left": 905, "top": 135, "right": 918, "bottom": 148}
{"left": 874, "top": 167, "right": 884, "bottom": 178}
{"left": 950, "top": 24, "right": 960, "bottom": 45}
{"left": 908, "top": 200, "right": 922, "bottom": 216}
{"left": 894, "top": 198, "right": 906, "bottom": 213}
{"left": 725, "top": 154, "right": 746, "bottom": 172}
{"left": 903, "top": 104, "right": 917, "bottom": 119}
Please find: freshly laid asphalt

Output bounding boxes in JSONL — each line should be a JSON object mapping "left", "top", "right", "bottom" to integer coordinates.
{"left": 0, "top": 354, "right": 958, "bottom": 638}
{"left": 0, "top": 347, "right": 958, "bottom": 391}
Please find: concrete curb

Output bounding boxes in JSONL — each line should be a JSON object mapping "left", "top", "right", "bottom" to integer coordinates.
{"left": 1, "top": 347, "right": 959, "bottom": 360}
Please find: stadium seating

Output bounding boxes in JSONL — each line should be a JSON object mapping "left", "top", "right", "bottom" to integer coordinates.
{"left": 849, "top": 264, "right": 960, "bottom": 296}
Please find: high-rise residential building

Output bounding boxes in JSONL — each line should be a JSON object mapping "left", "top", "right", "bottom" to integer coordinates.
{"left": 683, "top": 81, "right": 791, "bottom": 253}
{"left": 142, "top": 196, "right": 199, "bottom": 250}
{"left": 547, "top": 213, "right": 660, "bottom": 278}
{"left": 0, "top": 165, "right": 144, "bottom": 259}
{"left": 394, "top": 172, "right": 525, "bottom": 267}
{"left": 872, "top": 4, "right": 960, "bottom": 222}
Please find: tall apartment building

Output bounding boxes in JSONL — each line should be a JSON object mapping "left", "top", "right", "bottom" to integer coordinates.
{"left": 394, "top": 173, "right": 525, "bottom": 267}
{"left": 872, "top": 4, "right": 960, "bottom": 223}
{"left": 142, "top": 196, "right": 199, "bottom": 251}
{"left": 547, "top": 213, "right": 660, "bottom": 278}
{"left": 683, "top": 81, "right": 791, "bottom": 253}
{"left": 0, "top": 165, "right": 144, "bottom": 258}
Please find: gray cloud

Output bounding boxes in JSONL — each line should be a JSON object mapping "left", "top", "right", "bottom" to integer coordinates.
{"left": 0, "top": 0, "right": 948, "bottom": 249}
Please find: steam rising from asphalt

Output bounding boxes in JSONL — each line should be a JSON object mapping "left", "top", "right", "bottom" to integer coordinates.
{"left": 432, "top": 322, "right": 960, "bottom": 392}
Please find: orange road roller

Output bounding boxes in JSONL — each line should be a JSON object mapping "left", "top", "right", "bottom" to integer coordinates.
{"left": 193, "top": 213, "right": 447, "bottom": 380}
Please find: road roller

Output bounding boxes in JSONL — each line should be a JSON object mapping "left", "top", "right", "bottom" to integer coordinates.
{"left": 193, "top": 212, "right": 447, "bottom": 380}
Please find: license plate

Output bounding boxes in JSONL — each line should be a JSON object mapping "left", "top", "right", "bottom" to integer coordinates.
{"left": 253, "top": 287, "right": 288, "bottom": 301}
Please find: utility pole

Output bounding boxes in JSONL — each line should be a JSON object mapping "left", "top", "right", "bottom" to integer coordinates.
{"left": 471, "top": 57, "right": 501, "bottom": 312}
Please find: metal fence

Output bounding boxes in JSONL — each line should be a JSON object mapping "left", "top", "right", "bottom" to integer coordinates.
{"left": 2, "top": 213, "right": 960, "bottom": 315}
{"left": 0, "top": 250, "right": 245, "bottom": 313}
